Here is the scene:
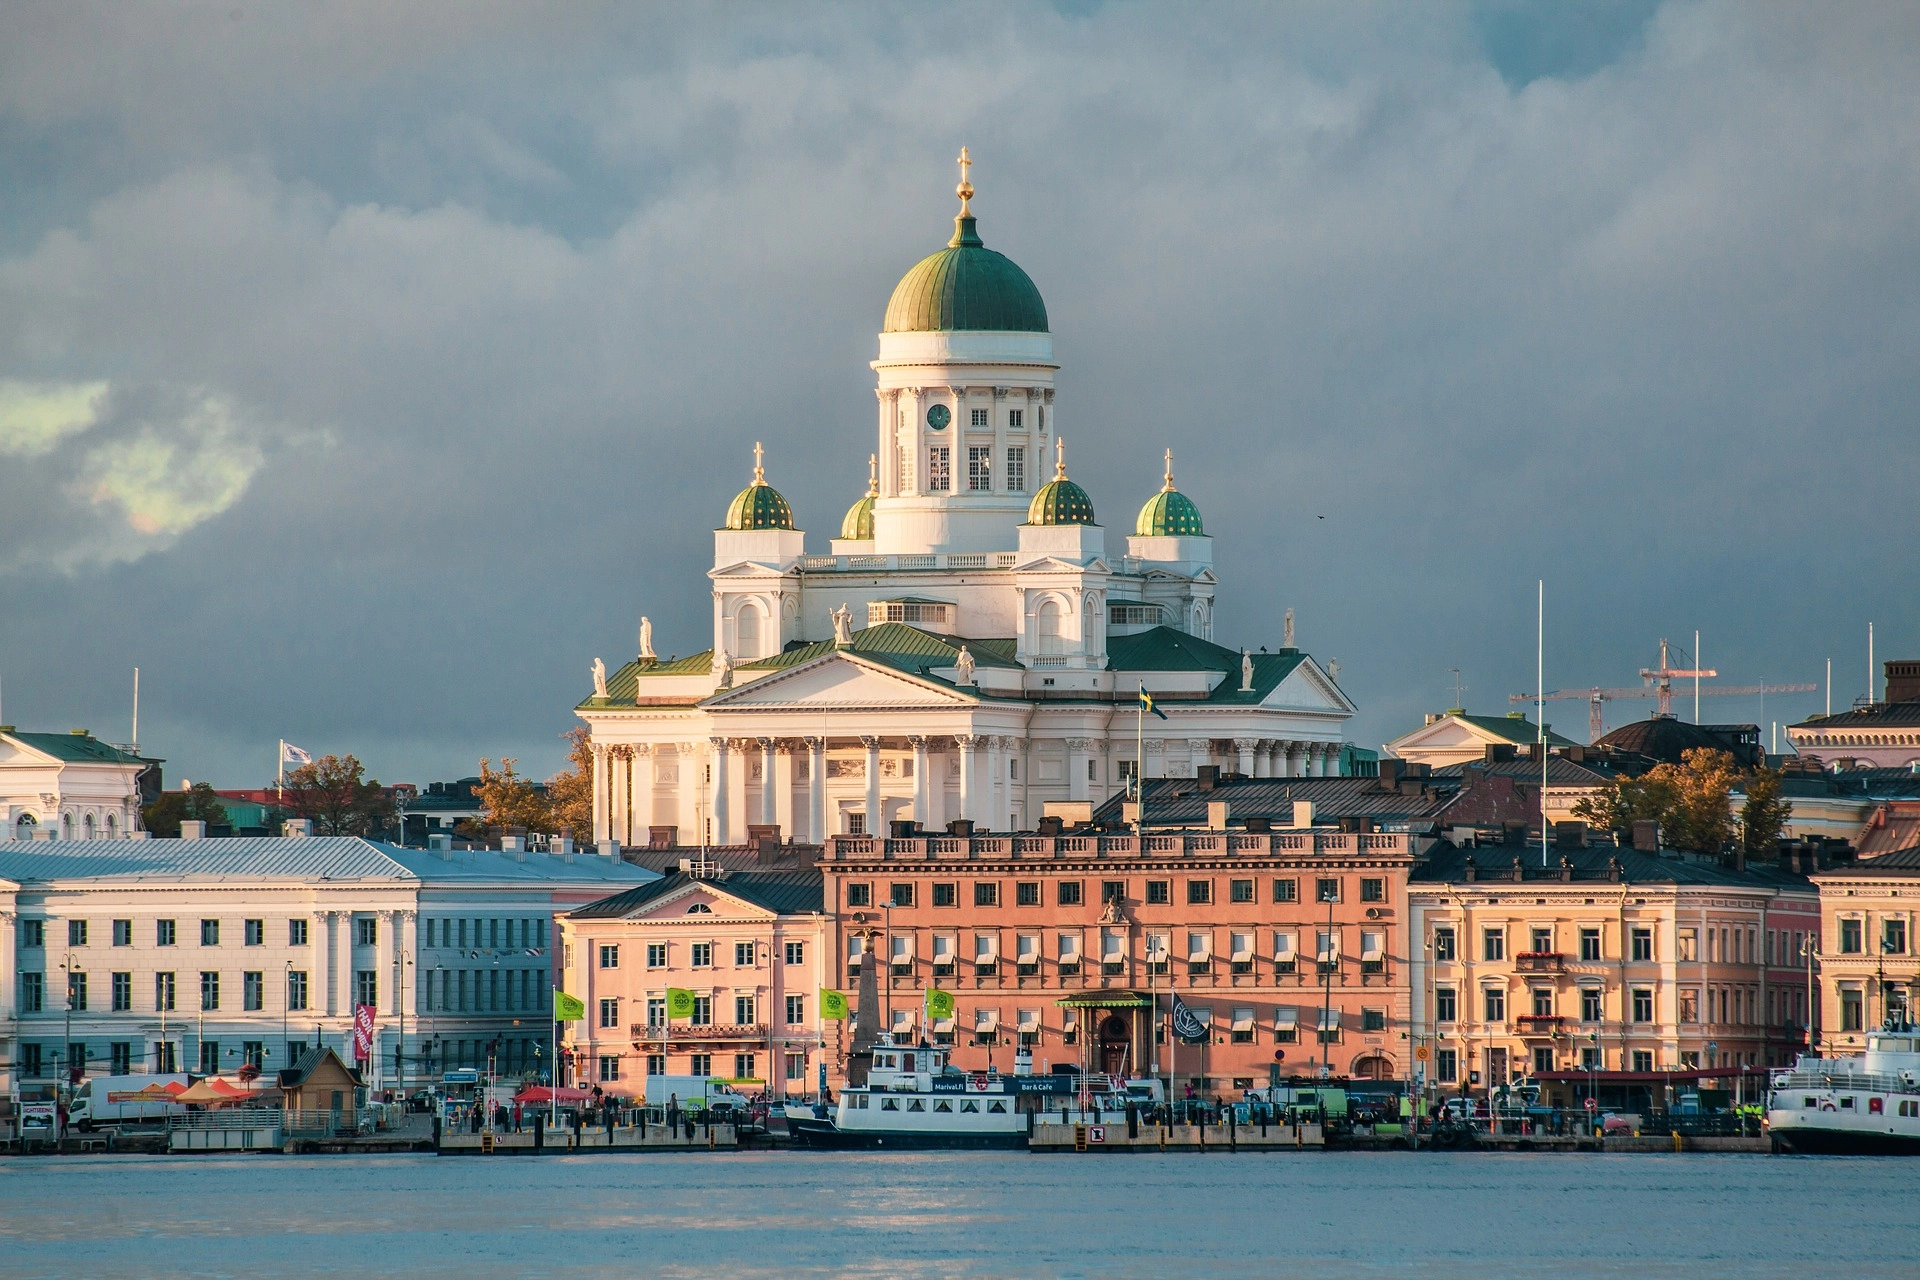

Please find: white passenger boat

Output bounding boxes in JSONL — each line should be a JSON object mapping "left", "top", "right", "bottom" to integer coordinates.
{"left": 785, "top": 1036, "right": 1161, "bottom": 1150}
{"left": 1768, "top": 1019, "right": 1920, "bottom": 1155}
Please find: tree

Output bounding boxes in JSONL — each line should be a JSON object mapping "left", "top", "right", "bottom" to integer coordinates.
{"left": 142, "top": 782, "right": 229, "bottom": 838}
{"left": 1741, "top": 765, "right": 1791, "bottom": 857}
{"left": 282, "top": 754, "right": 396, "bottom": 837}
{"left": 544, "top": 727, "right": 594, "bottom": 840}
{"left": 474, "top": 757, "right": 553, "bottom": 834}
{"left": 1571, "top": 748, "right": 1747, "bottom": 855}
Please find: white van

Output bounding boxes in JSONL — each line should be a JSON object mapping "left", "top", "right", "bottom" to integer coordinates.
{"left": 643, "top": 1075, "right": 753, "bottom": 1117}
{"left": 68, "top": 1074, "right": 190, "bottom": 1129}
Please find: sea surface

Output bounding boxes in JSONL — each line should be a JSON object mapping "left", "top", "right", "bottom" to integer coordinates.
{"left": 1, "top": 1151, "right": 1912, "bottom": 1279}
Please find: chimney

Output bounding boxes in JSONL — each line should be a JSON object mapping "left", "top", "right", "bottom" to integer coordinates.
{"left": 1292, "top": 799, "right": 1315, "bottom": 829}
{"left": 1196, "top": 765, "right": 1219, "bottom": 791}
{"left": 1463, "top": 855, "right": 1477, "bottom": 882}
{"left": 179, "top": 820, "right": 207, "bottom": 840}
{"left": 1554, "top": 820, "right": 1587, "bottom": 850}
{"left": 1631, "top": 820, "right": 1660, "bottom": 853}
{"left": 1485, "top": 743, "right": 1517, "bottom": 764}
{"left": 1558, "top": 855, "right": 1574, "bottom": 881}
{"left": 1244, "top": 815, "right": 1272, "bottom": 834}
{"left": 555, "top": 835, "right": 574, "bottom": 856}
{"left": 1607, "top": 856, "right": 1624, "bottom": 883}
{"left": 1206, "top": 800, "right": 1230, "bottom": 831}
{"left": 427, "top": 832, "right": 453, "bottom": 860}
{"left": 500, "top": 834, "right": 525, "bottom": 853}
{"left": 1377, "top": 759, "right": 1404, "bottom": 786}
{"left": 1886, "top": 660, "right": 1920, "bottom": 704}
{"left": 596, "top": 839, "right": 619, "bottom": 861}
{"left": 282, "top": 818, "right": 312, "bottom": 838}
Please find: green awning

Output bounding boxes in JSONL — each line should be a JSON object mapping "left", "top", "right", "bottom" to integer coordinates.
{"left": 1054, "top": 992, "right": 1154, "bottom": 1009}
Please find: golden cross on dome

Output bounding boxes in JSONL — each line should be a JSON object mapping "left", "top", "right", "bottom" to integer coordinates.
{"left": 1163, "top": 448, "right": 1176, "bottom": 491}
{"left": 866, "top": 453, "right": 878, "bottom": 496}
{"left": 753, "top": 441, "right": 765, "bottom": 483}
{"left": 956, "top": 146, "right": 974, "bottom": 216}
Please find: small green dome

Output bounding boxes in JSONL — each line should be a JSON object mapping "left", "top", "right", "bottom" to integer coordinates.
{"left": 723, "top": 443, "right": 794, "bottom": 531}
{"left": 1134, "top": 451, "right": 1205, "bottom": 536}
{"left": 840, "top": 453, "right": 878, "bottom": 540}
{"left": 1027, "top": 442, "right": 1096, "bottom": 526}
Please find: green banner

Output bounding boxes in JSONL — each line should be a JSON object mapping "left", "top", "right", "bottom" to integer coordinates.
{"left": 925, "top": 988, "right": 954, "bottom": 1020}
{"left": 820, "top": 988, "right": 849, "bottom": 1020}
{"left": 666, "top": 987, "right": 696, "bottom": 1019}
{"left": 553, "top": 990, "right": 586, "bottom": 1022}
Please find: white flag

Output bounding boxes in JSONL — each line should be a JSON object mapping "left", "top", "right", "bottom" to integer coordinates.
{"left": 280, "top": 741, "right": 313, "bottom": 767}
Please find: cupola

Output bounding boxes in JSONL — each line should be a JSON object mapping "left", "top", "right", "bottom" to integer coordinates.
{"left": 840, "top": 454, "right": 878, "bottom": 541}
{"left": 722, "top": 442, "right": 794, "bottom": 531}
{"left": 882, "top": 147, "right": 1049, "bottom": 335}
{"left": 1134, "top": 449, "right": 1205, "bottom": 536}
{"left": 1026, "top": 439, "right": 1096, "bottom": 527}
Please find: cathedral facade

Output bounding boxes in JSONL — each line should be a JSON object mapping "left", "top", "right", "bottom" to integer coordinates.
{"left": 578, "top": 158, "right": 1354, "bottom": 847}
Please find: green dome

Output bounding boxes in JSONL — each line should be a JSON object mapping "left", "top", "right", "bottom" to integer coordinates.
{"left": 1134, "top": 452, "right": 1204, "bottom": 536}
{"left": 883, "top": 215, "right": 1049, "bottom": 334}
{"left": 1028, "top": 476, "right": 1094, "bottom": 525}
{"left": 841, "top": 495, "right": 875, "bottom": 540}
{"left": 723, "top": 443, "right": 794, "bottom": 530}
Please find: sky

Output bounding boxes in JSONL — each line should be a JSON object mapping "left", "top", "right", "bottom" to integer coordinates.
{"left": 1, "top": 0, "right": 1916, "bottom": 789}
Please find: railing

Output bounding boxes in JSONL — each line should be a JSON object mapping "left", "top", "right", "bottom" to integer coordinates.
{"left": 627, "top": 1023, "right": 769, "bottom": 1042}
{"left": 1516, "top": 953, "right": 1567, "bottom": 973}
{"left": 896, "top": 555, "right": 937, "bottom": 569}
{"left": 947, "top": 554, "right": 988, "bottom": 568}
{"left": 1516, "top": 1015, "right": 1565, "bottom": 1034}
{"left": 825, "top": 833, "right": 1416, "bottom": 860}
{"left": 794, "top": 552, "right": 1017, "bottom": 573}
{"left": 1031, "top": 655, "right": 1068, "bottom": 668}
{"left": 1769, "top": 1067, "right": 1920, "bottom": 1096}
{"left": 168, "top": 1107, "right": 284, "bottom": 1130}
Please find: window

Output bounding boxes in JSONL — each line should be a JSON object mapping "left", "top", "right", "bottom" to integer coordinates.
{"left": 974, "top": 882, "right": 999, "bottom": 907}
{"left": 1483, "top": 988, "right": 1505, "bottom": 1021}
{"left": 289, "top": 919, "right": 308, "bottom": 946}
{"left": 112, "top": 972, "right": 132, "bottom": 1012}
{"left": 110, "top": 1042, "right": 133, "bottom": 1075}
{"left": 1841, "top": 987, "right": 1864, "bottom": 1032}
{"left": 1531, "top": 988, "right": 1554, "bottom": 1017}
{"left": 1361, "top": 1008, "right": 1387, "bottom": 1032}
{"left": 847, "top": 882, "right": 873, "bottom": 907}
{"left": 968, "top": 445, "right": 991, "bottom": 491}
{"left": 1530, "top": 927, "right": 1554, "bottom": 953}
{"left": 1631, "top": 988, "right": 1654, "bottom": 1023}
{"left": 1533, "top": 1047, "right": 1556, "bottom": 1076}
{"left": 1006, "top": 446, "right": 1025, "bottom": 493}
{"left": 735, "top": 941, "right": 756, "bottom": 967}
{"left": 1435, "top": 987, "right": 1457, "bottom": 1023}
{"left": 1679, "top": 989, "right": 1699, "bottom": 1024}
{"left": 1678, "top": 928, "right": 1697, "bottom": 961}
{"left": 155, "top": 972, "right": 176, "bottom": 1011}
{"left": 1146, "top": 880, "right": 1171, "bottom": 905}
{"left": 1436, "top": 1048, "right": 1458, "bottom": 1084}
{"left": 156, "top": 919, "right": 176, "bottom": 947}
{"left": 1360, "top": 878, "right": 1385, "bottom": 903}
{"left": 201, "top": 919, "right": 220, "bottom": 947}
{"left": 243, "top": 971, "right": 264, "bottom": 1011}
{"left": 784, "top": 941, "right": 805, "bottom": 965}
{"left": 932, "top": 882, "right": 957, "bottom": 908}
{"left": 599, "top": 1055, "right": 621, "bottom": 1083}
{"left": 1230, "top": 879, "right": 1255, "bottom": 904}
{"left": 111, "top": 919, "right": 132, "bottom": 947}
{"left": 1102, "top": 881, "right": 1127, "bottom": 905}
{"left": 786, "top": 994, "right": 805, "bottom": 1025}
{"left": 1631, "top": 1049, "right": 1654, "bottom": 1072}
{"left": 646, "top": 997, "right": 667, "bottom": 1027}
{"left": 242, "top": 1041, "right": 264, "bottom": 1070}
{"left": 200, "top": 971, "right": 221, "bottom": 1011}
{"left": 970, "top": 407, "right": 989, "bottom": 429}
{"left": 647, "top": 943, "right": 668, "bottom": 968}
{"left": 354, "top": 970, "right": 375, "bottom": 1009}
{"left": 1839, "top": 918, "right": 1864, "bottom": 954}
{"left": 245, "top": 919, "right": 264, "bottom": 947}
{"left": 1631, "top": 927, "right": 1654, "bottom": 962}
{"left": 644, "top": 1054, "right": 665, "bottom": 1077}
{"left": 691, "top": 942, "right": 713, "bottom": 968}
{"left": 845, "top": 811, "right": 865, "bottom": 836}
{"left": 199, "top": 1041, "right": 220, "bottom": 1075}
{"left": 599, "top": 945, "right": 620, "bottom": 969}
{"left": 67, "top": 972, "right": 88, "bottom": 1012}
{"left": 288, "top": 971, "right": 308, "bottom": 1011}
{"left": 21, "top": 919, "right": 43, "bottom": 948}
{"left": 735, "top": 1053, "right": 756, "bottom": 1080}
{"left": 69, "top": 919, "right": 88, "bottom": 947}
{"left": 1482, "top": 928, "right": 1505, "bottom": 961}
{"left": 1432, "top": 927, "right": 1456, "bottom": 961}
{"left": 1316, "top": 878, "right": 1341, "bottom": 903}
{"left": 928, "top": 446, "right": 950, "bottom": 491}
{"left": 689, "top": 1053, "right": 713, "bottom": 1076}
{"left": 1887, "top": 919, "right": 1908, "bottom": 955}
{"left": 890, "top": 883, "right": 916, "bottom": 908}
{"left": 21, "top": 1044, "right": 41, "bottom": 1078}
{"left": 1580, "top": 989, "right": 1603, "bottom": 1022}
{"left": 1580, "top": 928, "right": 1602, "bottom": 962}
{"left": 691, "top": 995, "right": 713, "bottom": 1026}
{"left": 1057, "top": 881, "right": 1083, "bottom": 906}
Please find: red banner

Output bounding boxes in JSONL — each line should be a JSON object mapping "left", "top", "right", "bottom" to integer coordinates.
{"left": 352, "top": 1004, "right": 376, "bottom": 1062}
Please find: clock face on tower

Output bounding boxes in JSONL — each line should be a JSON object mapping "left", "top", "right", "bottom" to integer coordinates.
{"left": 926, "top": 403, "right": 950, "bottom": 430}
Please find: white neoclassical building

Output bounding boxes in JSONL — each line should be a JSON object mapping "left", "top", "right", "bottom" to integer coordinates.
{"left": 0, "top": 728, "right": 157, "bottom": 841}
{"left": 578, "top": 157, "right": 1355, "bottom": 847}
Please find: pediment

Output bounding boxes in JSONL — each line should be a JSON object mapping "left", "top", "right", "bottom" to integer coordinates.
{"left": 1264, "top": 658, "right": 1357, "bottom": 715}
{"left": 1386, "top": 717, "right": 1503, "bottom": 755}
{"left": 0, "top": 739, "right": 61, "bottom": 768}
{"left": 703, "top": 652, "right": 977, "bottom": 711}
{"left": 709, "top": 560, "right": 795, "bottom": 580}
{"left": 1012, "top": 555, "right": 1110, "bottom": 574}
{"left": 622, "top": 881, "right": 777, "bottom": 922}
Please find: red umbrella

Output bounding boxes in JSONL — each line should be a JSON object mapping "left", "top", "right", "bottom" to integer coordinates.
{"left": 513, "top": 1085, "right": 591, "bottom": 1105}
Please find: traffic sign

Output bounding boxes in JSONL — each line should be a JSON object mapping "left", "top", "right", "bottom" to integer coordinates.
{"left": 1415, "top": 1044, "right": 1431, "bottom": 1062}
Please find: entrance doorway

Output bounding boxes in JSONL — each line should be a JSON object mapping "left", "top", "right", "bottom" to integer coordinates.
{"left": 1351, "top": 1054, "right": 1394, "bottom": 1080}
{"left": 1098, "top": 1014, "right": 1131, "bottom": 1075}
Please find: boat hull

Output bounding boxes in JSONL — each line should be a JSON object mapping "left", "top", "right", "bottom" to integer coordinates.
{"left": 786, "top": 1115, "right": 1028, "bottom": 1150}
{"left": 1770, "top": 1124, "right": 1920, "bottom": 1156}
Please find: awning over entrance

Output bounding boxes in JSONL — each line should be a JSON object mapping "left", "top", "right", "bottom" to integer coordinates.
{"left": 1054, "top": 991, "right": 1154, "bottom": 1009}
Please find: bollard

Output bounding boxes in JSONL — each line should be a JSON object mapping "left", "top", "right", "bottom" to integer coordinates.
{"left": 533, "top": 1114, "right": 543, "bottom": 1151}
{"left": 1672, "top": 1130, "right": 1683, "bottom": 1152}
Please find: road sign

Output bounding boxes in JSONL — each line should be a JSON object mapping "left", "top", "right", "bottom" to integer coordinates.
{"left": 1415, "top": 1044, "right": 1431, "bottom": 1062}
{"left": 1585, "top": 1097, "right": 1598, "bottom": 1111}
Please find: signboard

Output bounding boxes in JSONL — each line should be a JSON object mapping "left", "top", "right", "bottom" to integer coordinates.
{"left": 20, "top": 1101, "right": 56, "bottom": 1131}
{"left": 1415, "top": 1044, "right": 1431, "bottom": 1062}
{"left": 1089, "top": 1126, "right": 1106, "bottom": 1144}
{"left": 443, "top": 1068, "right": 479, "bottom": 1085}
{"left": 352, "top": 1004, "right": 376, "bottom": 1063}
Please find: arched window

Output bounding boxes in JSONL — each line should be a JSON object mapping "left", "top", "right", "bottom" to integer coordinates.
{"left": 736, "top": 604, "right": 762, "bottom": 661}
{"left": 105, "top": 813, "right": 117, "bottom": 837}
{"left": 1036, "top": 600, "right": 1063, "bottom": 655}
{"left": 14, "top": 813, "right": 34, "bottom": 839}
{"left": 60, "top": 813, "right": 72, "bottom": 839}
{"left": 82, "top": 813, "right": 94, "bottom": 839}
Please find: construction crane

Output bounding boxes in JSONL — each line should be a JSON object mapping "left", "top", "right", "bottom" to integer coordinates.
{"left": 1510, "top": 640, "right": 1815, "bottom": 741}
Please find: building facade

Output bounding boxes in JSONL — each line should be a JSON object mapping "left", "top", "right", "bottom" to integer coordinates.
{"left": 1809, "top": 847, "right": 1920, "bottom": 1055}
{"left": 1407, "top": 848, "right": 1820, "bottom": 1098}
{"left": 576, "top": 160, "right": 1355, "bottom": 849}
{"left": 1788, "top": 660, "right": 1920, "bottom": 769}
{"left": 0, "top": 835, "right": 651, "bottom": 1095}
{"left": 1, "top": 729, "right": 158, "bottom": 842}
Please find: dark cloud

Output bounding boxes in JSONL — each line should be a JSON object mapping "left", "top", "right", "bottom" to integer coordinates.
{"left": 0, "top": 1, "right": 1916, "bottom": 785}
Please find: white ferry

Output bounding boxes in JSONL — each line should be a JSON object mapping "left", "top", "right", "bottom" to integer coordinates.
{"left": 786, "top": 1036, "right": 1162, "bottom": 1150}
{"left": 1768, "top": 1019, "right": 1920, "bottom": 1155}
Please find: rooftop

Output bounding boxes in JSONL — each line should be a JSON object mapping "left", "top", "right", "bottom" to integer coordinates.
{"left": 1, "top": 729, "right": 157, "bottom": 766}
{"left": 1791, "top": 700, "right": 1920, "bottom": 730}
{"left": 569, "top": 869, "right": 824, "bottom": 919}
{"left": 0, "top": 837, "right": 655, "bottom": 886}
{"left": 1412, "top": 845, "right": 1813, "bottom": 889}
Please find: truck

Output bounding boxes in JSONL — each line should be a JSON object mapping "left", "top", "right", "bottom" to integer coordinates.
{"left": 643, "top": 1075, "right": 754, "bottom": 1118}
{"left": 67, "top": 1074, "right": 190, "bottom": 1130}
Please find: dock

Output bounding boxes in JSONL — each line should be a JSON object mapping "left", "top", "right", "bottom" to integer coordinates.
{"left": 438, "top": 1121, "right": 738, "bottom": 1154}
{"left": 1029, "top": 1120, "right": 1324, "bottom": 1152}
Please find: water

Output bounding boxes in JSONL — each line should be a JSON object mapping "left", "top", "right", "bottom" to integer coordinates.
{"left": 1, "top": 1152, "right": 1912, "bottom": 1279}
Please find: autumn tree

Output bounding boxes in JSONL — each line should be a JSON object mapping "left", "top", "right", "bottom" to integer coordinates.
{"left": 142, "top": 782, "right": 230, "bottom": 838}
{"left": 474, "top": 757, "right": 553, "bottom": 834}
{"left": 1572, "top": 748, "right": 1765, "bottom": 855}
{"left": 544, "top": 727, "right": 594, "bottom": 840}
{"left": 1741, "top": 765, "right": 1791, "bottom": 857}
{"left": 282, "top": 754, "right": 396, "bottom": 837}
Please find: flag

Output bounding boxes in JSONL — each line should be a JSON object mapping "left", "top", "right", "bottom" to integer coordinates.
{"left": 819, "top": 988, "right": 849, "bottom": 1020}
{"left": 552, "top": 991, "right": 586, "bottom": 1022}
{"left": 666, "top": 988, "right": 696, "bottom": 1019}
{"left": 352, "top": 1004, "right": 376, "bottom": 1062}
{"left": 925, "top": 988, "right": 954, "bottom": 1020}
{"left": 1170, "top": 994, "right": 1207, "bottom": 1045}
{"left": 1139, "top": 685, "right": 1167, "bottom": 720}
{"left": 280, "top": 741, "right": 313, "bottom": 767}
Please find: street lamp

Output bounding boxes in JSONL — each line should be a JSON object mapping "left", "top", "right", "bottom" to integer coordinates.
{"left": 1315, "top": 882, "right": 1337, "bottom": 1079}
{"left": 284, "top": 960, "right": 294, "bottom": 1067}
{"left": 59, "top": 953, "right": 74, "bottom": 1093}
{"left": 1801, "top": 934, "right": 1820, "bottom": 1057}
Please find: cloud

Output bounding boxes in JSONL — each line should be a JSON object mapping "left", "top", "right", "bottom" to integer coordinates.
{"left": 0, "top": 378, "right": 107, "bottom": 456}
{"left": 80, "top": 391, "right": 264, "bottom": 538}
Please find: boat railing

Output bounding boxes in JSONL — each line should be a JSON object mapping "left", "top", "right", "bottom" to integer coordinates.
{"left": 1768, "top": 1067, "right": 1920, "bottom": 1096}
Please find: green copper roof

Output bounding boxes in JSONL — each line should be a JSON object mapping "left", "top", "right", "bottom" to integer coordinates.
{"left": 722, "top": 444, "right": 794, "bottom": 531}
{"left": 1135, "top": 488, "right": 1204, "bottom": 537}
{"left": 840, "top": 456, "right": 878, "bottom": 540}
{"left": 883, "top": 215, "right": 1049, "bottom": 334}
{"left": 4, "top": 730, "right": 153, "bottom": 765}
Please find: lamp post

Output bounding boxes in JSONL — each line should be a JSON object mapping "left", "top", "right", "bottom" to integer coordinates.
{"left": 1802, "top": 934, "right": 1820, "bottom": 1057}
{"left": 59, "top": 953, "right": 74, "bottom": 1094}
{"left": 1316, "top": 882, "right": 1337, "bottom": 1079}
{"left": 283, "top": 960, "right": 294, "bottom": 1067}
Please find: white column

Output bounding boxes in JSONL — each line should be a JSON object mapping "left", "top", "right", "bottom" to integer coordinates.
{"left": 957, "top": 735, "right": 978, "bottom": 821}
{"left": 928, "top": 743, "right": 947, "bottom": 831}
{"left": 591, "top": 745, "right": 608, "bottom": 843}
{"left": 335, "top": 912, "right": 354, "bottom": 1027}
{"left": 1281, "top": 742, "right": 1302, "bottom": 778}
{"left": 1188, "top": 738, "right": 1210, "bottom": 779}
{"left": 759, "top": 738, "right": 778, "bottom": 828}
{"left": 806, "top": 737, "right": 826, "bottom": 844}
{"left": 1067, "top": 738, "right": 1089, "bottom": 803}
{"left": 910, "top": 736, "right": 931, "bottom": 829}
{"left": 610, "top": 747, "right": 628, "bottom": 846}
{"left": 1234, "top": 738, "right": 1257, "bottom": 777}
{"left": 631, "top": 744, "right": 652, "bottom": 839}
{"left": 1309, "top": 744, "right": 1327, "bottom": 778}
{"left": 711, "top": 738, "right": 732, "bottom": 846}
{"left": 774, "top": 743, "right": 795, "bottom": 843}
{"left": 678, "top": 742, "right": 703, "bottom": 844}
{"left": 862, "top": 736, "right": 883, "bottom": 835}
{"left": 0, "top": 910, "right": 16, "bottom": 1021}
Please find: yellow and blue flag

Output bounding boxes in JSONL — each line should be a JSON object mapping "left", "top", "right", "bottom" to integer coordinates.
{"left": 1139, "top": 684, "right": 1168, "bottom": 720}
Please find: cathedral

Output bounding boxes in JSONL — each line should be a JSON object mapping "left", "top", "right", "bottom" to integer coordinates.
{"left": 578, "top": 154, "right": 1354, "bottom": 846}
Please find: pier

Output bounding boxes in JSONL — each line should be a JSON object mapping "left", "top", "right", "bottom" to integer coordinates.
{"left": 1029, "top": 1120, "right": 1324, "bottom": 1152}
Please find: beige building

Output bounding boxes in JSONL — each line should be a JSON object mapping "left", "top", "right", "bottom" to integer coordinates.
{"left": 1, "top": 729, "right": 157, "bottom": 841}
{"left": 1384, "top": 712, "right": 1574, "bottom": 770}
{"left": 1408, "top": 846, "right": 1820, "bottom": 1097}
{"left": 1809, "top": 847, "right": 1920, "bottom": 1055}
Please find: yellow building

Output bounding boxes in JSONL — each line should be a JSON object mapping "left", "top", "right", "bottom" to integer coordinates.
{"left": 1809, "top": 847, "right": 1920, "bottom": 1056}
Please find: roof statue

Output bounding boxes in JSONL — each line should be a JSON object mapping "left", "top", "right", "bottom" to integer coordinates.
{"left": 591, "top": 657, "right": 608, "bottom": 700}
{"left": 832, "top": 603, "right": 853, "bottom": 647}
{"left": 1330, "top": 658, "right": 1341, "bottom": 682}
{"left": 1284, "top": 608, "right": 1295, "bottom": 649}
{"left": 712, "top": 647, "right": 734, "bottom": 689}
{"left": 955, "top": 645, "right": 976, "bottom": 686}
{"left": 638, "top": 616, "right": 655, "bottom": 664}
{"left": 1241, "top": 649, "right": 1254, "bottom": 692}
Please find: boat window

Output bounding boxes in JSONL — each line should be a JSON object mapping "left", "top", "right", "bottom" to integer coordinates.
{"left": 935, "top": 1100, "right": 953, "bottom": 1112}
{"left": 882, "top": 1098, "right": 900, "bottom": 1111}
{"left": 908, "top": 1099, "right": 925, "bottom": 1111}
{"left": 961, "top": 1101, "right": 979, "bottom": 1113}
{"left": 989, "top": 1101, "right": 1007, "bottom": 1113}
{"left": 1870, "top": 1097, "right": 1884, "bottom": 1114}
{"left": 1840, "top": 1096, "right": 1856, "bottom": 1109}
{"left": 1804, "top": 1097, "right": 1818, "bottom": 1108}
{"left": 854, "top": 1095, "right": 869, "bottom": 1109}
{"left": 903, "top": 1053, "right": 915, "bottom": 1071}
